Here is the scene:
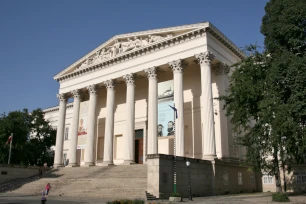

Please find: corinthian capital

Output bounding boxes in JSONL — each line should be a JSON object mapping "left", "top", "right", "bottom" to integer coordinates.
{"left": 168, "top": 59, "right": 187, "bottom": 73}
{"left": 123, "top": 73, "right": 135, "bottom": 86}
{"left": 71, "top": 89, "right": 83, "bottom": 99}
{"left": 56, "top": 93, "right": 68, "bottom": 102}
{"left": 214, "top": 62, "right": 230, "bottom": 76}
{"left": 87, "top": 84, "right": 98, "bottom": 95}
{"left": 103, "top": 79, "right": 115, "bottom": 90}
{"left": 144, "top": 67, "right": 157, "bottom": 79}
{"left": 195, "top": 51, "right": 215, "bottom": 65}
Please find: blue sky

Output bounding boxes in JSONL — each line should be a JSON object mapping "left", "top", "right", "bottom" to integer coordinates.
{"left": 0, "top": 0, "right": 268, "bottom": 114}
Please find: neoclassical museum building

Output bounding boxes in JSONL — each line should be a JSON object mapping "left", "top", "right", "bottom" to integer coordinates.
{"left": 44, "top": 22, "right": 270, "bottom": 195}
{"left": 45, "top": 21, "right": 244, "bottom": 167}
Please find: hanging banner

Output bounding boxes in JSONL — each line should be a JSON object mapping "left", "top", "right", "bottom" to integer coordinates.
{"left": 77, "top": 101, "right": 89, "bottom": 149}
{"left": 158, "top": 80, "right": 174, "bottom": 137}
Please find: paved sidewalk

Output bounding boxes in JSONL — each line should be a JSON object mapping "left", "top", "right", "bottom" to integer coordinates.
{"left": 0, "top": 192, "right": 305, "bottom": 204}
{"left": 177, "top": 193, "right": 306, "bottom": 204}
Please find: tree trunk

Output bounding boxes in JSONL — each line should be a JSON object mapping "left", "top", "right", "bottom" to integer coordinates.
{"left": 273, "top": 146, "right": 282, "bottom": 192}
{"left": 282, "top": 163, "right": 287, "bottom": 192}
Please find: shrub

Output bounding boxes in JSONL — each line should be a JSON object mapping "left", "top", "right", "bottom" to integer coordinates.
{"left": 272, "top": 192, "right": 289, "bottom": 202}
{"left": 170, "top": 192, "right": 181, "bottom": 197}
{"left": 106, "top": 199, "right": 144, "bottom": 204}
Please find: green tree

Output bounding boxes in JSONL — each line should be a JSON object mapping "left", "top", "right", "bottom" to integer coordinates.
{"left": 0, "top": 108, "right": 56, "bottom": 166}
{"left": 220, "top": 0, "right": 306, "bottom": 192}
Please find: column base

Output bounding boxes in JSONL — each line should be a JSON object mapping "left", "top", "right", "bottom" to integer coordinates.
{"left": 83, "top": 162, "right": 95, "bottom": 167}
{"left": 53, "top": 163, "right": 64, "bottom": 168}
{"left": 66, "top": 163, "right": 80, "bottom": 167}
{"left": 99, "top": 161, "right": 114, "bottom": 166}
{"left": 122, "top": 160, "right": 136, "bottom": 165}
{"left": 203, "top": 154, "right": 217, "bottom": 161}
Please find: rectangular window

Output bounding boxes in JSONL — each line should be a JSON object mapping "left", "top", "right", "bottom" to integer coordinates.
{"left": 263, "top": 175, "right": 274, "bottom": 184}
{"left": 63, "top": 153, "right": 67, "bottom": 165}
{"left": 64, "top": 127, "right": 69, "bottom": 140}
{"left": 238, "top": 172, "right": 243, "bottom": 185}
{"left": 295, "top": 172, "right": 306, "bottom": 184}
{"left": 250, "top": 174, "right": 255, "bottom": 185}
{"left": 233, "top": 146, "right": 239, "bottom": 158}
{"left": 223, "top": 171, "right": 229, "bottom": 185}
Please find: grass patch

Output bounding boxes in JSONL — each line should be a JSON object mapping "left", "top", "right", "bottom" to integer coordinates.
{"left": 272, "top": 192, "right": 289, "bottom": 202}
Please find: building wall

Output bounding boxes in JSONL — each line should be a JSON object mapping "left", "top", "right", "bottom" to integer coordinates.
{"left": 44, "top": 60, "right": 234, "bottom": 164}
{"left": 260, "top": 164, "right": 306, "bottom": 193}
{"left": 147, "top": 154, "right": 257, "bottom": 199}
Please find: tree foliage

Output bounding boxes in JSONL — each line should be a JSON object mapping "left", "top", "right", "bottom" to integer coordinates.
{"left": 0, "top": 108, "right": 56, "bottom": 166}
{"left": 220, "top": 0, "right": 306, "bottom": 192}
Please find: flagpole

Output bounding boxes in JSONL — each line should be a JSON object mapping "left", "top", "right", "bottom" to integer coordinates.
{"left": 8, "top": 133, "right": 13, "bottom": 165}
{"left": 173, "top": 103, "right": 177, "bottom": 193}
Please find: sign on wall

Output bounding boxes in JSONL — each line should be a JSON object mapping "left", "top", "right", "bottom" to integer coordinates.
{"left": 77, "top": 101, "right": 89, "bottom": 149}
{"left": 158, "top": 80, "right": 174, "bottom": 137}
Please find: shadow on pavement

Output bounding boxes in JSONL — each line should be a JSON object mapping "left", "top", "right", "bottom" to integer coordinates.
{"left": 0, "top": 169, "right": 63, "bottom": 194}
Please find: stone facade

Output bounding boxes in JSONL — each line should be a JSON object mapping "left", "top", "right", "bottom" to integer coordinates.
{"left": 46, "top": 22, "right": 246, "bottom": 167}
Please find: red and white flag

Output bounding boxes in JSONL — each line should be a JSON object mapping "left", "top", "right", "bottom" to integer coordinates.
{"left": 6, "top": 136, "right": 12, "bottom": 145}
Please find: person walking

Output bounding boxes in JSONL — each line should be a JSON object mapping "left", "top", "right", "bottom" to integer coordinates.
{"left": 45, "top": 183, "right": 51, "bottom": 198}
{"left": 41, "top": 189, "right": 47, "bottom": 204}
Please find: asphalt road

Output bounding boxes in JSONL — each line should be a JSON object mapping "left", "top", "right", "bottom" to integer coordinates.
{"left": 0, "top": 194, "right": 104, "bottom": 204}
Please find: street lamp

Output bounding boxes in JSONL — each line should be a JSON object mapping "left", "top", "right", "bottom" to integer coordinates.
{"left": 186, "top": 160, "right": 193, "bottom": 201}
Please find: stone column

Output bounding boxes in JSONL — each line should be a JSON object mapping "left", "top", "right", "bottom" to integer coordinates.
{"left": 169, "top": 60, "right": 186, "bottom": 157}
{"left": 195, "top": 51, "right": 217, "bottom": 160}
{"left": 84, "top": 85, "right": 98, "bottom": 166}
{"left": 67, "top": 89, "right": 82, "bottom": 167}
{"left": 145, "top": 67, "right": 158, "bottom": 154}
{"left": 54, "top": 93, "right": 68, "bottom": 168}
{"left": 102, "top": 80, "right": 115, "bottom": 165}
{"left": 123, "top": 73, "right": 135, "bottom": 164}
{"left": 213, "top": 63, "right": 230, "bottom": 158}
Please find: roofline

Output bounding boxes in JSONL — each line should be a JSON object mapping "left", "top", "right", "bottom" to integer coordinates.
{"left": 54, "top": 21, "right": 245, "bottom": 81}
{"left": 43, "top": 102, "right": 73, "bottom": 114}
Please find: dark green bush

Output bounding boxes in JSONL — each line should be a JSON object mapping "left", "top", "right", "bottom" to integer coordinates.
{"left": 170, "top": 192, "right": 181, "bottom": 197}
{"left": 272, "top": 192, "right": 289, "bottom": 202}
{"left": 106, "top": 199, "right": 144, "bottom": 204}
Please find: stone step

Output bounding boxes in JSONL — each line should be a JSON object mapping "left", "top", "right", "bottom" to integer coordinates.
{"left": 4, "top": 164, "right": 148, "bottom": 200}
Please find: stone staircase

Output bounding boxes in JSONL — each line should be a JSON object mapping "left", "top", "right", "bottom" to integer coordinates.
{"left": 0, "top": 164, "right": 147, "bottom": 200}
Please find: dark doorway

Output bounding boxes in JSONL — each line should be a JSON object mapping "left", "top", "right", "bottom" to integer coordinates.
{"left": 135, "top": 129, "right": 144, "bottom": 164}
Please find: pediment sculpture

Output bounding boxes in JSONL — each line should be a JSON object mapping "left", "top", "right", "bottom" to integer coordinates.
{"left": 75, "top": 34, "right": 173, "bottom": 71}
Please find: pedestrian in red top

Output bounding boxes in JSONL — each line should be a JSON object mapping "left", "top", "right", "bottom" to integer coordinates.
{"left": 45, "top": 183, "right": 51, "bottom": 197}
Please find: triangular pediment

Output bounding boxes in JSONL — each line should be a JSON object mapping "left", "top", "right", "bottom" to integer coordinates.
{"left": 54, "top": 22, "right": 210, "bottom": 79}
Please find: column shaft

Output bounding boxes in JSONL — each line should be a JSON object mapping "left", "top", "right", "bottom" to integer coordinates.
{"left": 54, "top": 94, "right": 68, "bottom": 168}
{"left": 103, "top": 80, "right": 115, "bottom": 165}
{"left": 169, "top": 60, "right": 186, "bottom": 157}
{"left": 68, "top": 90, "right": 81, "bottom": 167}
{"left": 173, "top": 71, "right": 184, "bottom": 156}
{"left": 123, "top": 74, "right": 135, "bottom": 164}
{"left": 84, "top": 85, "right": 98, "bottom": 166}
{"left": 145, "top": 67, "right": 158, "bottom": 154}
{"left": 196, "top": 51, "right": 217, "bottom": 160}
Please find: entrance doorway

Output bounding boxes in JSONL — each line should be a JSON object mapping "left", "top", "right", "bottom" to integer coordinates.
{"left": 135, "top": 129, "right": 144, "bottom": 164}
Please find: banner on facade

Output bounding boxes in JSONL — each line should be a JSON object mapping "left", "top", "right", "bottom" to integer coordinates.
{"left": 77, "top": 101, "right": 89, "bottom": 149}
{"left": 158, "top": 80, "right": 174, "bottom": 137}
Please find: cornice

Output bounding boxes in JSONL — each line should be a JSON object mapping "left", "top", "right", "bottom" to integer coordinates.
{"left": 43, "top": 102, "right": 74, "bottom": 114}
{"left": 54, "top": 22, "right": 209, "bottom": 79}
{"left": 206, "top": 22, "right": 245, "bottom": 59}
{"left": 54, "top": 22, "right": 245, "bottom": 83}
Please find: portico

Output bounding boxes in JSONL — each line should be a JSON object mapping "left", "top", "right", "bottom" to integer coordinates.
{"left": 49, "top": 22, "right": 244, "bottom": 168}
